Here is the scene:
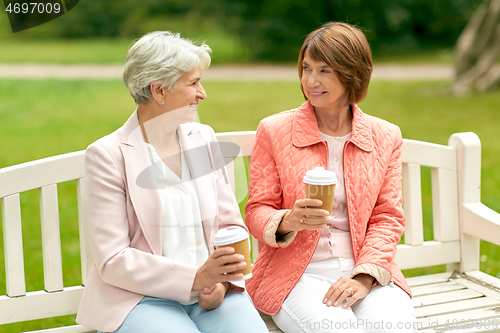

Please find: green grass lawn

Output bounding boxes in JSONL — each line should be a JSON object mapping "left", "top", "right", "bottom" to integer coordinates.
{"left": 0, "top": 78, "right": 499, "bottom": 331}
{"left": 0, "top": 39, "right": 132, "bottom": 64}
{"left": 0, "top": 38, "right": 455, "bottom": 65}
{"left": 0, "top": 37, "right": 249, "bottom": 65}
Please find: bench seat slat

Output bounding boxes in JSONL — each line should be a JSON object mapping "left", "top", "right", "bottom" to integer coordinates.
{"left": 1, "top": 194, "right": 27, "bottom": 297}
{"left": 417, "top": 306, "right": 500, "bottom": 330}
{"left": 452, "top": 274, "right": 500, "bottom": 301}
{"left": 415, "top": 297, "right": 500, "bottom": 318}
{"left": 406, "top": 272, "right": 453, "bottom": 288}
{"left": 412, "top": 288, "right": 483, "bottom": 308}
{"left": 465, "top": 271, "right": 500, "bottom": 290}
{"left": 410, "top": 281, "right": 465, "bottom": 297}
{"left": 418, "top": 326, "right": 500, "bottom": 333}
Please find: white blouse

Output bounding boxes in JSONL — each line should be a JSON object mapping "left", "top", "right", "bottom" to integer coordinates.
{"left": 146, "top": 141, "right": 209, "bottom": 303}
{"left": 311, "top": 131, "right": 354, "bottom": 261}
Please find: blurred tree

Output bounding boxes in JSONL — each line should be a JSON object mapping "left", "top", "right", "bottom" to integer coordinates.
{"left": 55, "top": 0, "right": 193, "bottom": 38}
{"left": 214, "top": 0, "right": 481, "bottom": 61}
{"left": 45, "top": 0, "right": 482, "bottom": 62}
{"left": 54, "top": 0, "right": 134, "bottom": 37}
{"left": 453, "top": 0, "right": 500, "bottom": 94}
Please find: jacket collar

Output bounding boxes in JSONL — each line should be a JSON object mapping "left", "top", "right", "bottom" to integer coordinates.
{"left": 117, "top": 111, "right": 214, "bottom": 253}
{"left": 292, "top": 101, "right": 373, "bottom": 152}
{"left": 118, "top": 110, "right": 163, "bottom": 254}
{"left": 118, "top": 110, "right": 200, "bottom": 147}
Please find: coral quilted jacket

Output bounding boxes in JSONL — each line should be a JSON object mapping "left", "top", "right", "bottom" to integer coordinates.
{"left": 245, "top": 101, "right": 411, "bottom": 315}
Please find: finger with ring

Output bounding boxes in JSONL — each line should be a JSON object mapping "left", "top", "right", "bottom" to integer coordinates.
{"left": 346, "top": 287, "right": 354, "bottom": 296}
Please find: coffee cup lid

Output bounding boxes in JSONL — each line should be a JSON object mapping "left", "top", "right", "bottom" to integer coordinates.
{"left": 303, "top": 167, "right": 338, "bottom": 185}
{"left": 214, "top": 227, "right": 249, "bottom": 246}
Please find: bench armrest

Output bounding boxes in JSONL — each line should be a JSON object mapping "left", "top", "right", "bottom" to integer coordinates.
{"left": 462, "top": 202, "right": 500, "bottom": 246}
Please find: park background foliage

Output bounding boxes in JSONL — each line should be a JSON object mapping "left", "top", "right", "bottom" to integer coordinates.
{"left": 3, "top": 0, "right": 482, "bottom": 61}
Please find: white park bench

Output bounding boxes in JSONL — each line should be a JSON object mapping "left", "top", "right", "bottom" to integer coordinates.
{"left": 1, "top": 131, "right": 500, "bottom": 332}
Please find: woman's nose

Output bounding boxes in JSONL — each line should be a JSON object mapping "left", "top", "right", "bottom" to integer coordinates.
{"left": 307, "top": 72, "right": 320, "bottom": 87}
{"left": 197, "top": 85, "right": 207, "bottom": 100}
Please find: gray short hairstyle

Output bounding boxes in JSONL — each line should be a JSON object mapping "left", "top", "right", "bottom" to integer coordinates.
{"left": 122, "top": 31, "right": 212, "bottom": 105}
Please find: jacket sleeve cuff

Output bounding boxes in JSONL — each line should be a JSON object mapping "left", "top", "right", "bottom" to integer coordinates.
{"left": 264, "top": 209, "right": 297, "bottom": 247}
{"left": 350, "top": 263, "right": 391, "bottom": 286}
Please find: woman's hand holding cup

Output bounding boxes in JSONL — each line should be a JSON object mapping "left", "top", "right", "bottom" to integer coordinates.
{"left": 278, "top": 167, "right": 337, "bottom": 236}
{"left": 193, "top": 227, "right": 252, "bottom": 292}
{"left": 278, "top": 199, "right": 331, "bottom": 235}
{"left": 192, "top": 247, "right": 246, "bottom": 292}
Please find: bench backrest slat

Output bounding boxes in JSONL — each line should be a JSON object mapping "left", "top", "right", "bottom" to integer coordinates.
{"left": 1, "top": 194, "right": 26, "bottom": 297}
{"left": 402, "top": 163, "right": 424, "bottom": 246}
{"left": 76, "top": 178, "right": 91, "bottom": 286}
{"left": 40, "top": 184, "right": 64, "bottom": 292}
{"left": 216, "top": 131, "right": 256, "bottom": 157}
{"left": 431, "top": 168, "right": 460, "bottom": 242}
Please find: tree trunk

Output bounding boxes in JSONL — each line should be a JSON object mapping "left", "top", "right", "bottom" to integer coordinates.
{"left": 453, "top": 0, "right": 500, "bottom": 95}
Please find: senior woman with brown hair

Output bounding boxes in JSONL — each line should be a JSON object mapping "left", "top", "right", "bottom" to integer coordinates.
{"left": 245, "top": 22, "right": 417, "bottom": 332}
{"left": 75, "top": 31, "right": 267, "bottom": 333}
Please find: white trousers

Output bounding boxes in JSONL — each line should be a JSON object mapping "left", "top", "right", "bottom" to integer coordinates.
{"left": 272, "top": 258, "right": 417, "bottom": 333}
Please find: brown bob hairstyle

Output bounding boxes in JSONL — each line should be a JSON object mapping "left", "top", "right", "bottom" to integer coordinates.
{"left": 298, "top": 22, "right": 373, "bottom": 105}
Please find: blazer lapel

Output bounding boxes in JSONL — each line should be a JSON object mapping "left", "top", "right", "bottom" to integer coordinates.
{"left": 178, "top": 124, "right": 218, "bottom": 249}
{"left": 119, "top": 111, "right": 163, "bottom": 255}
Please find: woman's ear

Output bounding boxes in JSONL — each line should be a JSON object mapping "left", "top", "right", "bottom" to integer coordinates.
{"left": 150, "top": 82, "right": 165, "bottom": 105}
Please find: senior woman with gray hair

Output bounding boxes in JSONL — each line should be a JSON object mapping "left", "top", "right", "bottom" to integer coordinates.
{"left": 76, "top": 31, "right": 267, "bottom": 333}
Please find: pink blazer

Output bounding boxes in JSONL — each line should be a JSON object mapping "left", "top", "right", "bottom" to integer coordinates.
{"left": 76, "top": 111, "right": 247, "bottom": 332}
{"left": 245, "top": 101, "right": 411, "bottom": 315}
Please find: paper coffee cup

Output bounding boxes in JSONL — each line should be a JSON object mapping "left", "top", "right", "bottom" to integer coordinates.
{"left": 303, "top": 167, "right": 338, "bottom": 214}
{"left": 213, "top": 227, "right": 252, "bottom": 281}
